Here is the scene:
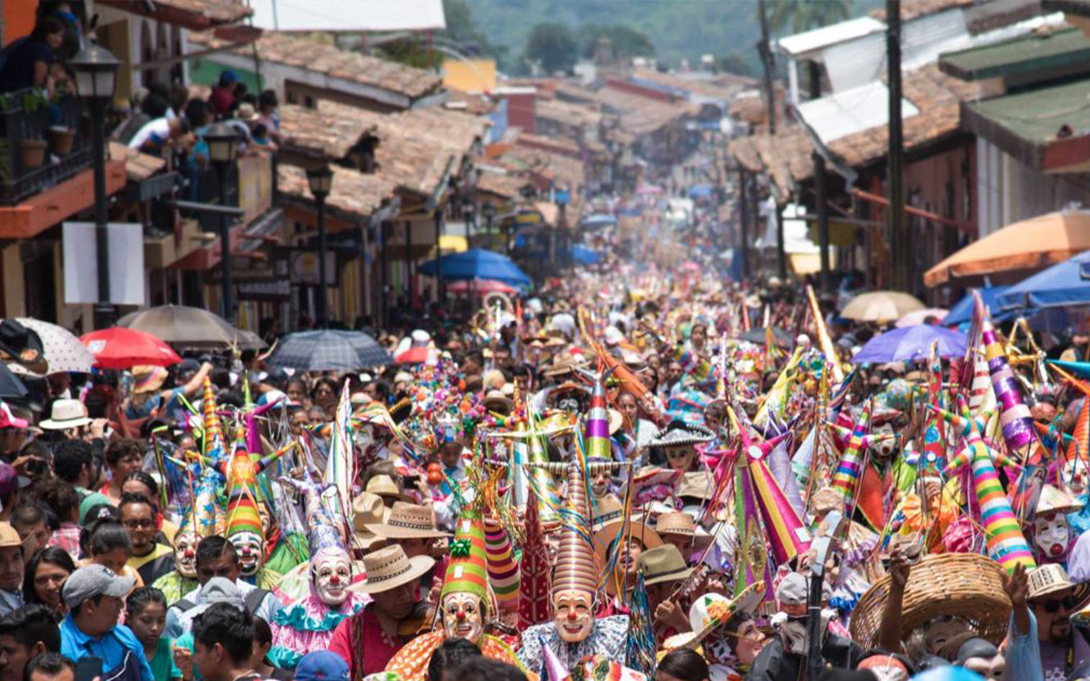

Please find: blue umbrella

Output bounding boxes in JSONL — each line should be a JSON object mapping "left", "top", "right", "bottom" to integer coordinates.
{"left": 688, "top": 184, "right": 712, "bottom": 199}
{"left": 851, "top": 325, "right": 968, "bottom": 364}
{"left": 571, "top": 244, "right": 601, "bottom": 265}
{"left": 418, "top": 249, "right": 532, "bottom": 287}
{"left": 942, "top": 286, "right": 1011, "bottom": 327}
{"left": 996, "top": 249, "right": 1090, "bottom": 311}
{"left": 580, "top": 213, "right": 617, "bottom": 229}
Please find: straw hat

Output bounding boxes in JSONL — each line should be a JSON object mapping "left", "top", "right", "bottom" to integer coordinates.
{"left": 347, "top": 545, "right": 435, "bottom": 594}
{"left": 593, "top": 495, "right": 662, "bottom": 551}
{"left": 1036, "top": 485, "right": 1084, "bottom": 516}
{"left": 543, "top": 355, "right": 586, "bottom": 378}
{"left": 351, "top": 492, "right": 388, "bottom": 551}
{"left": 364, "top": 475, "right": 412, "bottom": 503}
{"left": 483, "top": 390, "right": 515, "bottom": 415}
{"left": 648, "top": 420, "right": 715, "bottom": 448}
{"left": 677, "top": 471, "right": 714, "bottom": 501}
{"left": 39, "top": 399, "right": 92, "bottom": 431}
{"left": 1027, "top": 564, "right": 1090, "bottom": 607}
{"left": 132, "top": 365, "right": 169, "bottom": 394}
{"left": 607, "top": 408, "right": 624, "bottom": 436}
{"left": 365, "top": 501, "right": 450, "bottom": 540}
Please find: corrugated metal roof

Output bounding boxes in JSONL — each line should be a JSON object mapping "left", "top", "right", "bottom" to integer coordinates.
{"left": 247, "top": 0, "right": 446, "bottom": 32}
{"left": 823, "top": 8, "right": 970, "bottom": 92}
{"left": 795, "top": 81, "right": 919, "bottom": 145}
{"left": 776, "top": 17, "right": 886, "bottom": 59}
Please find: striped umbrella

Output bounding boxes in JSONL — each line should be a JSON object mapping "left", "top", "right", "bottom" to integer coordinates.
{"left": 265, "top": 330, "right": 392, "bottom": 371}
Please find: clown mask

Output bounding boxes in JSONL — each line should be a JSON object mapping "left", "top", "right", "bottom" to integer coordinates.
{"left": 871, "top": 423, "right": 898, "bottom": 461}
{"left": 591, "top": 470, "right": 611, "bottom": 499}
{"left": 554, "top": 589, "right": 594, "bottom": 643}
{"left": 442, "top": 592, "right": 484, "bottom": 643}
{"left": 1034, "top": 512, "right": 1070, "bottom": 560}
{"left": 313, "top": 550, "right": 352, "bottom": 606}
{"left": 1063, "top": 458, "right": 1089, "bottom": 498}
{"left": 174, "top": 532, "right": 199, "bottom": 579}
{"left": 230, "top": 532, "right": 264, "bottom": 577}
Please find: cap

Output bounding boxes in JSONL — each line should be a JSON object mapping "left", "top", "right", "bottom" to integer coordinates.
{"left": 0, "top": 522, "right": 28, "bottom": 550}
{"left": 177, "top": 358, "right": 201, "bottom": 374}
{"left": 293, "top": 651, "right": 349, "bottom": 681}
{"left": 186, "top": 577, "right": 244, "bottom": 618}
{"left": 62, "top": 564, "right": 136, "bottom": 608}
{"left": 0, "top": 402, "right": 27, "bottom": 430}
{"left": 220, "top": 69, "right": 239, "bottom": 84}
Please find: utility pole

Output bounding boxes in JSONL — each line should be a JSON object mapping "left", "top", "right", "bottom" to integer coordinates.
{"left": 811, "top": 61, "right": 832, "bottom": 297}
{"left": 758, "top": 0, "right": 777, "bottom": 135}
{"left": 888, "top": 0, "right": 908, "bottom": 292}
{"left": 738, "top": 169, "right": 750, "bottom": 280}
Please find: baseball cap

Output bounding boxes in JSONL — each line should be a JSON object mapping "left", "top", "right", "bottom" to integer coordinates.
{"left": 186, "top": 577, "right": 244, "bottom": 618}
{"left": 62, "top": 565, "right": 136, "bottom": 609}
{"left": 293, "top": 651, "right": 349, "bottom": 681}
{"left": 0, "top": 402, "right": 27, "bottom": 430}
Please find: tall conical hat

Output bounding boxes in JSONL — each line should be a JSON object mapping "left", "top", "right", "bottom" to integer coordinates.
{"left": 441, "top": 511, "right": 490, "bottom": 604}
{"left": 552, "top": 460, "right": 599, "bottom": 598}
{"left": 1052, "top": 364, "right": 1090, "bottom": 463}
{"left": 981, "top": 315, "right": 1035, "bottom": 451}
{"left": 830, "top": 399, "right": 874, "bottom": 510}
{"left": 201, "top": 378, "right": 226, "bottom": 461}
{"left": 282, "top": 477, "right": 346, "bottom": 557}
{"left": 519, "top": 492, "right": 553, "bottom": 629}
{"left": 484, "top": 519, "right": 520, "bottom": 614}
{"left": 577, "top": 366, "right": 615, "bottom": 461}
{"left": 221, "top": 425, "right": 291, "bottom": 542}
{"left": 540, "top": 633, "right": 570, "bottom": 681}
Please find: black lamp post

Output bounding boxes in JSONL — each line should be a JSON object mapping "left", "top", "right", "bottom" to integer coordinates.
{"left": 69, "top": 44, "right": 119, "bottom": 330}
{"left": 306, "top": 164, "right": 333, "bottom": 327}
{"left": 482, "top": 200, "right": 495, "bottom": 241}
{"left": 204, "top": 122, "right": 240, "bottom": 322}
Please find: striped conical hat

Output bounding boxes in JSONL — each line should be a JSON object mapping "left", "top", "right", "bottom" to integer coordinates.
{"left": 552, "top": 461, "right": 599, "bottom": 597}
{"left": 441, "top": 511, "right": 490, "bottom": 604}
{"left": 201, "top": 378, "right": 226, "bottom": 461}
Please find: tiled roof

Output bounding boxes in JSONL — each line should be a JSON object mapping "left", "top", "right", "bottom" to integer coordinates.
{"left": 278, "top": 163, "right": 397, "bottom": 222}
{"left": 590, "top": 86, "right": 701, "bottom": 136}
{"left": 279, "top": 103, "right": 382, "bottom": 160}
{"left": 97, "top": 0, "right": 250, "bottom": 29}
{"left": 630, "top": 69, "right": 751, "bottom": 101}
{"left": 187, "top": 31, "right": 442, "bottom": 100}
{"left": 514, "top": 131, "right": 582, "bottom": 158}
{"left": 535, "top": 96, "right": 605, "bottom": 127}
{"left": 870, "top": 0, "right": 975, "bottom": 21}
{"left": 498, "top": 144, "right": 585, "bottom": 189}
{"left": 476, "top": 171, "right": 531, "bottom": 200}
{"left": 824, "top": 63, "right": 983, "bottom": 168}
{"left": 728, "top": 126, "right": 813, "bottom": 200}
{"left": 444, "top": 89, "right": 498, "bottom": 116}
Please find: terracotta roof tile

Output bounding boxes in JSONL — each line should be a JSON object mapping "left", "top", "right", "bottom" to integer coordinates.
{"left": 279, "top": 103, "right": 382, "bottom": 159}
{"left": 98, "top": 0, "right": 250, "bottom": 28}
{"left": 278, "top": 163, "right": 397, "bottom": 221}
{"left": 728, "top": 126, "right": 813, "bottom": 199}
{"left": 108, "top": 142, "right": 167, "bottom": 182}
{"left": 187, "top": 31, "right": 442, "bottom": 99}
{"left": 630, "top": 69, "right": 752, "bottom": 101}
{"left": 870, "top": 0, "right": 975, "bottom": 21}
{"left": 476, "top": 171, "right": 532, "bottom": 199}
{"left": 535, "top": 97, "right": 605, "bottom": 127}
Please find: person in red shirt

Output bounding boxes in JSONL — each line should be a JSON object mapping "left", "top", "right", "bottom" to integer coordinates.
{"left": 327, "top": 545, "right": 434, "bottom": 681}
{"left": 208, "top": 70, "right": 238, "bottom": 119}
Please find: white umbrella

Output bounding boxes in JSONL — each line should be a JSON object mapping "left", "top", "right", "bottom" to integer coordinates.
{"left": 8, "top": 318, "right": 96, "bottom": 375}
{"left": 841, "top": 291, "right": 926, "bottom": 323}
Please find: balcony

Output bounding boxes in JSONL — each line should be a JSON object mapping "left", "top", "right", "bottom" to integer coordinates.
{"left": 0, "top": 88, "right": 94, "bottom": 206}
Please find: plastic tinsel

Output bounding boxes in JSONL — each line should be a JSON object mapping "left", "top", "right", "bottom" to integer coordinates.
{"left": 625, "top": 570, "right": 657, "bottom": 678}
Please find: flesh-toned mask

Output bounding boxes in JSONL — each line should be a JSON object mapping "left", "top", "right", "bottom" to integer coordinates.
{"left": 174, "top": 532, "right": 199, "bottom": 579}
{"left": 554, "top": 589, "right": 594, "bottom": 643}
{"left": 313, "top": 550, "right": 352, "bottom": 606}
{"left": 442, "top": 592, "right": 484, "bottom": 643}
{"left": 230, "top": 532, "right": 263, "bottom": 577}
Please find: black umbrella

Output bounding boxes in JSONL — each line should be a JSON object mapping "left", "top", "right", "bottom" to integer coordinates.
{"left": 0, "top": 362, "right": 28, "bottom": 400}
{"left": 265, "top": 330, "right": 392, "bottom": 372}
{"left": 738, "top": 326, "right": 794, "bottom": 347}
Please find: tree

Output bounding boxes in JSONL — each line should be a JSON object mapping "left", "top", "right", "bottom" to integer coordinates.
{"left": 523, "top": 22, "right": 578, "bottom": 74}
{"left": 768, "top": 0, "right": 853, "bottom": 35}
{"left": 578, "top": 24, "right": 656, "bottom": 60}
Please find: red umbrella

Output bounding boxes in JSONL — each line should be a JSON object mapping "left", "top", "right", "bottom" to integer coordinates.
{"left": 81, "top": 328, "right": 182, "bottom": 369}
{"left": 395, "top": 346, "right": 429, "bottom": 364}
{"left": 447, "top": 279, "right": 517, "bottom": 295}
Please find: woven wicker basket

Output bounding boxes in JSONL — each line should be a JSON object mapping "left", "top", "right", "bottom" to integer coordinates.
{"left": 849, "top": 553, "right": 1011, "bottom": 651}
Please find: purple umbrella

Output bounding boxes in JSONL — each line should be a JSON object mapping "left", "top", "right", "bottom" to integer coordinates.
{"left": 850, "top": 325, "right": 968, "bottom": 364}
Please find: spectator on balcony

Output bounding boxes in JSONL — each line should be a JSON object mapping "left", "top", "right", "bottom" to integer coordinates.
{"left": 128, "top": 115, "right": 191, "bottom": 156}
{"left": 0, "top": 17, "right": 66, "bottom": 94}
{"left": 256, "top": 90, "right": 280, "bottom": 143}
{"left": 208, "top": 70, "right": 239, "bottom": 119}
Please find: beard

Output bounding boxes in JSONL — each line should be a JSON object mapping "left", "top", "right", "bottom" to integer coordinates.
{"left": 1048, "top": 619, "right": 1071, "bottom": 643}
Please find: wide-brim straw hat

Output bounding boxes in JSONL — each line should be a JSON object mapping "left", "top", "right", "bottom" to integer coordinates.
{"left": 132, "top": 365, "right": 169, "bottom": 394}
{"left": 347, "top": 545, "right": 435, "bottom": 594}
{"left": 39, "top": 399, "right": 92, "bottom": 431}
{"left": 655, "top": 511, "right": 713, "bottom": 549}
{"left": 351, "top": 492, "right": 388, "bottom": 551}
{"left": 365, "top": 501, "right": 450, "bottom": 539}
{"left": 648, "top": 421, "right": 715, "bottom": 448}
{"left": 364, "top": 475, "right": 413, "bottom": 503}
{"left": 638, "top": 544, "right": 694, "bottom": 587}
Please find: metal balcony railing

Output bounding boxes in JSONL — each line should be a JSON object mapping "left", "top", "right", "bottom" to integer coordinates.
{"left": 0, "top": 87, "right": 93, "bottom": 205}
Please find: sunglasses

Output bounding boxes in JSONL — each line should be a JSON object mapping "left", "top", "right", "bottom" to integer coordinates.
{"left": 1041, "top": 595, "right": 1079, "bottom": 614}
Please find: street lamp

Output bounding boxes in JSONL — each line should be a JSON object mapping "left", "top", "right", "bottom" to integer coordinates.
{"left": 482, "top": 200, "right": 495, "bottom": 240}
{"left": 204, "top": 122, "right": 240, "bottom": 322}
{"left": 306, "top": 164, "right": 334, "bottom": 327}
{"left": 69, "top": 44, "right": 119, "bottom": 330}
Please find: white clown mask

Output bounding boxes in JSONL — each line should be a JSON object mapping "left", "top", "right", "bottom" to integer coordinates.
{"left": 174, "top": 532, "right": 199, "bottom": 579}
{"left": 554, "top": 589, "right": 595, "bottom": 643}
{"left": 230, "top": 531, "right": 264, "bottom": 577}
{"left": 1034, "top": 512, "right": 1070, "bottom": 560}
{"left": 442, "top": 592, "right": 484, "bottom": 643}
{"left": 313, "top": 549, "right": 352, "bottom": 606}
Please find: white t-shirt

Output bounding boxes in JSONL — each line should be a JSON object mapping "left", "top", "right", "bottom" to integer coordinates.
{"left": 127, "top": 117, "right": 171, "bottom": 149}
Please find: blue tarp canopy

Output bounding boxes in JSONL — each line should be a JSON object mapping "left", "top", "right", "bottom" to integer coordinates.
{"left": 571, "top": 244, "right": 601, "bottom": 265}
{"left": 418, "top": 249, "right": 532, "bottom": 287}
{"left": 942, "top": 286, "right": 1013, "bottom": 327}
{"left": 997, "top": 249, "right": 1090, "bottom": 311}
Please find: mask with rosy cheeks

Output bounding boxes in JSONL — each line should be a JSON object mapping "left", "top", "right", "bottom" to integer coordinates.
{"left": 230, "top": 532, "right": 264, "bottom": 577}
{"left": 441, "top": 593, "right": 484, "bottom": 643}
{"left": 174, "top": 533, "right": 199, "bottom": 579}
{"left": 871, "top": 423, "right": 897, "bottom": 460}
{"left": 554, "top": 590, "right": 594, "bottom": 643}
{"left": 313, "top": 550, "right": 352, "bottom": 605}
{"left": 591, "top": 473, "right": 610, "bottom": 499}
{"left": 1063, "top": 459, "right": 1089, "bottom": 497}
{"left": 1034, "top": 513, "right": 1070, "bottom": 559}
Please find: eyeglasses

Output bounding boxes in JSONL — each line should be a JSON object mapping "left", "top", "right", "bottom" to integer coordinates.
{"left": 1041, "top": 595, "right": 1079, "bottom": 614}
{"left": 122, "top": 519, "right": 155, "bottom": 530}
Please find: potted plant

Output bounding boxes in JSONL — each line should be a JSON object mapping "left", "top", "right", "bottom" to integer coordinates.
{"left": 48, "top": 126, "right": 75, "bottom": 155}
{"left": 18, "top": 138, "right": 47, "bottom": 169}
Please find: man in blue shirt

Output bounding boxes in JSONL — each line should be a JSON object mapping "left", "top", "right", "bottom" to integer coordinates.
{"left": 59, "top": 565, "right": 154, "bottom": 681}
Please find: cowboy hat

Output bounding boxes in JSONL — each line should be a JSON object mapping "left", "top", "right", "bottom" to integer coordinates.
{"left": 365, "top": 501, "right": 450, "bottom": 540}
{"left": 648, "top": 420, "right": 715, "bottom": 448}
{"left": 1027, "top": 564, "right": 1090, "bottom": 609}
{"left": 39, "top": 399, "right": 92, "bottom": 431}
{"left": 364, "top": 475, "right": 413, "bottom": 503}
{"left": 351, "top": 492, "right": 388, "bottom": 551}
{"left": 0, "top": 320, "right": 46, "bottom": 374}
{"left": 593, "top": 495, "right": 662, "bottom": 551}
{"left": 347, "top": 545, "right": 435, "bottom": 595}
{"left": 638, "top": 544, "right": 694, "bottom": 586}
{"left": 483, "top": 389, "right": 515, "bottom": 415}
{"left": 655, "top": 511, "right": 713, "bottom": 550}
